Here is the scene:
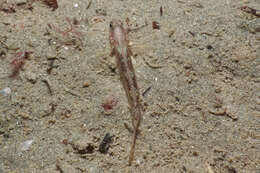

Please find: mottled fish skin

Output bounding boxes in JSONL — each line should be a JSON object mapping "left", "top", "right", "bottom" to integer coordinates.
{"left": 109, "top": 19, "right": 142, "bottom": 165}
{"left": 109, "top": 19, "right": 142, "bottom": 129}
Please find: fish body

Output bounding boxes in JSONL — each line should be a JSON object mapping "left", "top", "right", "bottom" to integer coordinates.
{"left": 109, "top": 19, "right": 142, "bottom": 164}
{"left": 109, "top": 19, "right": 142, "bottom": 129}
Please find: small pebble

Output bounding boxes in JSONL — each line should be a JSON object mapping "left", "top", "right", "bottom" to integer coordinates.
{"left": 25, "top": 71, "right": 38, "bottom": 84}
{"left": 83, "top": 82, "right": 90, "bottom": 88}
{"left": 99, "top": 133, "right": 113, "bottom": 154}
{"left": 0, "top": 87, "right": 11, "bottom": 96}
{"left": 73, "top": 3, "right": 78, "bottom": 8}
{"left": 152, "top": 21, "right": 160, "bottom": 30}
{"left": 71, "top": 138, "right": 94, "bottom": 154}
{"left": 20, "top": 139, "right": 34, "bottom": 151}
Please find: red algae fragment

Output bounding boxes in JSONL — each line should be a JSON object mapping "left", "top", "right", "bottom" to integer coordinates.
{"left": 10, "top": 51, "right": 32, "bottom": 77}
{"left": 102, "top": 97, "right": 118, "bottom": 111}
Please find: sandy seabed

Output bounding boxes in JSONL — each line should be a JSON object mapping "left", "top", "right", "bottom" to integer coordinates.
{"left": 0, "top": 0, "right": 260, "bottom": 172}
